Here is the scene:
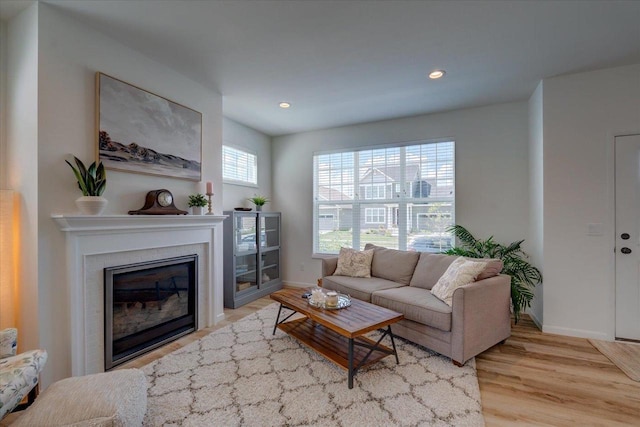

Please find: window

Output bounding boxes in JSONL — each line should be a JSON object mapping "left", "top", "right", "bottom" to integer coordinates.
{"left": 365, "top": 208, "right": 385, "bottom": 224}
{"left": 222, "top": 145, "right": 257, "bottom": 186}
{"left": 313, "top": 140, "right": 455, "bottom": 254}
{"left": 361, "top": 184, "right": 386, "bottom": 199}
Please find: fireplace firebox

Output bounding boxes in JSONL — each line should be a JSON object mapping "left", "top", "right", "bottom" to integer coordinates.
{"left": 104, "top": 255, "right": 197, "bottom": 370}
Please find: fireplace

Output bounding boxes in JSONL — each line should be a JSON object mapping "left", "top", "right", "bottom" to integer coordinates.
{"left": 104, "top": 255, "right": 198, "bottom": 370}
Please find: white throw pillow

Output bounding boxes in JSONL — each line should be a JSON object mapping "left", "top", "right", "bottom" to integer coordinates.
{"left": 431, "top": 257, "right": 487, "bottom": 306}
{"left": 333, "top": 247, "right": 374, "bottom": 278}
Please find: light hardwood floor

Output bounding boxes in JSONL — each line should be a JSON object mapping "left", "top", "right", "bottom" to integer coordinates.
{"left": 121, "top": 296, "right": 640, "bottom": 426}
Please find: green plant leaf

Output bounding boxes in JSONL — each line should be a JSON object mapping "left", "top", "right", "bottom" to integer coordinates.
{"left": 447, "top": 224, "right": 542, "bottom": 323}
{"left": 248, "top": 195, "right": 269, "bottom": 206}
{"left": 66, "top": 159, "right": 89, "bottom": 196}
{"left": 66, "top": 156, "right": 106, "bottom": 197}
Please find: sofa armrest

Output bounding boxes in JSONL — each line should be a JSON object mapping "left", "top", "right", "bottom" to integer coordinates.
{"left": 450, "top": 274, "right": 511, "bottom": 364}
{"left": 322, "top": 257, "right": 338, "bottom": 277}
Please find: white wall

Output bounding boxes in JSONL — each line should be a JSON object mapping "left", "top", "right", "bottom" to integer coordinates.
{"left": 6, "top": 4, "right": 39, "bottom": 352}
{"left": 222, "top": 117, "right": 272, "bottom": 211}
{"left": 0, "top": 20, "right": 7, "bottom": 189}
{"left": 542, "top": 64, "right": 640, "bottom": 340}
{"left": 4, "top": 3, "right": 223, "bottom": 386}
{"left": 528, "top": 82, "right": 544, "bottom": 326}
{"left": 273, "top": 102, "right": 530, "bottom": 286}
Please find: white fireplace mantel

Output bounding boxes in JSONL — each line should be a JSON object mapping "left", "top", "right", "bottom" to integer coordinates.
{"left": 53, "top": 214, "right": 227, "bottom": 232}
{"left": 53, "top": 214, "right": 227, "bottom": 376}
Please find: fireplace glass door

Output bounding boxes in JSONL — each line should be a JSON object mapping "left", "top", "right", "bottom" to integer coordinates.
{"left": 104, "top": 255, "right": 197, "bottom": 370}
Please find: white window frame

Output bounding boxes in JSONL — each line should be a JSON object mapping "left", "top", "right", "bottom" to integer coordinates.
{"left": 361, "top": 183, "right": 386, "bottom": 200}
{"left": 222, "top": 144, "right": 258, "bottom": 187}
{"left": 365, "top": 207, "right": 385, "bottom": 224}
{"left": 313, "top": 139, "right": 455, "bottom": 255}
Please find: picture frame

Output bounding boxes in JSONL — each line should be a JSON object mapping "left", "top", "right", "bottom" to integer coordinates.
{"left": 96, "top": 72, "right": 202, "bottom": 181}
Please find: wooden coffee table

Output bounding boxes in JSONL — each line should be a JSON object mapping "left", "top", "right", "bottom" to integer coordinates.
{"left": 270, "top": 288, "right": 404, "bottom": 388}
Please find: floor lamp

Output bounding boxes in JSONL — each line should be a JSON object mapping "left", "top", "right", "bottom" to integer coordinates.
{"left": 0, "top": 190, "right": 17, "bottom": 329}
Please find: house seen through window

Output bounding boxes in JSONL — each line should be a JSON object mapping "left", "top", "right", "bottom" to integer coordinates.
{"left": 313, "top": 140, "right": 454, "bottom": 254}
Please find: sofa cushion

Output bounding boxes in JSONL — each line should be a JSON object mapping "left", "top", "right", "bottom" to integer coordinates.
{"left": 363, "top": 244, "right": 420, "bottom": 285}
{"left": 372, "top": 287, "right": 453, "bottom": 332}
{"left": 333, "top": 247, "right": 374, "bottom": 278}
{"left": 12, "top": 368, "right": 147, "bottom": 427}
{"left": 322, "top": 275, "right": 404, "bottom": 302}
{"left": 431, "top": 257, "right": 487, "bottom": 306}
{"left": 409, "top": 253, "right": 458, "bottom": 290}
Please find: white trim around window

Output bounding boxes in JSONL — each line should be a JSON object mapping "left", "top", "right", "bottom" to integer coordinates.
{"left": 222, "top": 144, "right": 258, "bottom": 187}
{"left": 365, "top": 207, "right": 386, "bottom": 224}
{"left": 313, "top": 139, "right": 455, "bottom": 255}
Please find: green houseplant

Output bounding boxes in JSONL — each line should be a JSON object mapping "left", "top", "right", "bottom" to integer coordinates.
{"left": 66, "top": 156, "right": 108, "bottom": 215}
{"left": 188, "top": 193, "right": 207, "bottom": 215}
{"left": 248, "top": 195, "right": 269, "bottom": 211}
{"left": 443, "top": 225, "right": 542, "bottom": 323}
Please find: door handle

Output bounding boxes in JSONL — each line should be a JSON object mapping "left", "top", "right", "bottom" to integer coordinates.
{"left": 621, "top": 247, "right": 632, "bottom": 254}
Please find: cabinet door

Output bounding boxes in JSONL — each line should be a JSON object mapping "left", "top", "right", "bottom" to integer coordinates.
{"left": 235, "top": 252, "right": 258, "bottom": 293}
{"left": 260, "top": 249, "right": 280, "bottom": 285}
{"left": 234, "top": 214, "right": 258, "bottom": 254}
{"left": 260, "top": 214, "right": 280, "bottom": 249}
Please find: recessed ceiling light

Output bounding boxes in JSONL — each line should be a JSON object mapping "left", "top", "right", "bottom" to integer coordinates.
{"left": 428, "top": 70, "right": 446, "bottom": 79}
{"left": 279, "top": 102, "right": 291, "bottom": 109}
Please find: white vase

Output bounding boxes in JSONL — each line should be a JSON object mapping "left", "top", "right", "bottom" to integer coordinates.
{"left": 192, "top": 206, "right": 204, "bottom": 215}
{"left": 75, "top": 196, "right": 108, "bottom": 215}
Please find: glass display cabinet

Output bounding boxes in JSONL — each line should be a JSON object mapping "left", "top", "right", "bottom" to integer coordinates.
{"left": 223, "top": 211, "right": 282, "bottom": 308}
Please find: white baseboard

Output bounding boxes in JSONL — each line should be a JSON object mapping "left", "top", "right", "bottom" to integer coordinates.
{"left": 528, "top": 310, "right": 543, "bottom": 331}
{"left": 542, "top": 324, "right": 609, "bottom": 341}
{"left": 215, "top": 312, "right": 226, "bottom": 324}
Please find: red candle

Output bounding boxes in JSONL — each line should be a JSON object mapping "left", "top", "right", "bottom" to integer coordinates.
{"left": 206, "top": 182, "right": 213, "bottom": 194}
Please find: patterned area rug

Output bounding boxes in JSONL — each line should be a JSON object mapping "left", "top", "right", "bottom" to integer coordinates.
{"left": 142, "top": 303, "right": 484, "bottom": 426}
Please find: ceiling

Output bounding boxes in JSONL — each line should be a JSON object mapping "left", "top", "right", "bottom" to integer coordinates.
{"left": 2, "top": 0, "right": 640, "bottom": 136}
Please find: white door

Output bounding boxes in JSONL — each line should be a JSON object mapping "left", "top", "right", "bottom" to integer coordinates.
{"left": 615, "top": 134, "right": 640, "bottom": 341}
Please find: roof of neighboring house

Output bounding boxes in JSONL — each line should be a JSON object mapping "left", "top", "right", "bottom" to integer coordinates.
{"left": 317, "top": 186, "right": 353, "bottom": 201}
{"left": 359, "top": 164, "right": 420, "bottom": 183}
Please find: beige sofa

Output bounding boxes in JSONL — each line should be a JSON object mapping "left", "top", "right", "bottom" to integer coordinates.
{"left": 322, "top": 244, "right": 511, "bottom": 365}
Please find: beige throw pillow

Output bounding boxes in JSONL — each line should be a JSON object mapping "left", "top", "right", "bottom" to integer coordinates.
{"left": 431, "top": 257, "right": 487, "bottom": 306}
{"left": 333, "top": 247, "right": 374, "bottom": 278}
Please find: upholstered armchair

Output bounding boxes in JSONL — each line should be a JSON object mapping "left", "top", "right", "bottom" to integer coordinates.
{"left": 0, "top": 328, "right": 47, "bottom": 419}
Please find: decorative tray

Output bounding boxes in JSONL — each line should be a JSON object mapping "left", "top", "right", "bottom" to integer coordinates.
{"left": 234, "top": 207, "right": 252, "bottom": 211}
{"left": 308, "top": 294, "right": 352, "bottom": 310}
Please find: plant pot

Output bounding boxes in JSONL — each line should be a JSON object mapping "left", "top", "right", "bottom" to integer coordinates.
{"left": 191, "top": 206, "right": 204, "bottom": 215}
{"left": 75, "top": 196, "right": 108, "bottom": 215}
{"left": 255, "top": 205, "right": 262, "bottom": 212}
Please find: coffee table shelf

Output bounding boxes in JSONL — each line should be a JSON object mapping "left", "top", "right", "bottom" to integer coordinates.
{"left": 277, "top": 317, "right": 393, "bottom": 370}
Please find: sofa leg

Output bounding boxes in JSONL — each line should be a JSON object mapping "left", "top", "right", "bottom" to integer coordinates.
{"left": 452, "top": 360, "right": 463, "bottom": 367}
{"left": 500, "top": 339, "right": 507, "bottom": 344}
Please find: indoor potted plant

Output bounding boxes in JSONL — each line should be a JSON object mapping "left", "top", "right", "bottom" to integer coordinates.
{"left": 66, "top": 155, "right": 107, "bottom": 215}
{"left": 248, "top": 195, "right": 269, "bottom": 211}
{"left": 188, "top": 193, "right": 208, "bottom": 215}
{"left": 443, "top": 225, "right": 542, "bottom": 323}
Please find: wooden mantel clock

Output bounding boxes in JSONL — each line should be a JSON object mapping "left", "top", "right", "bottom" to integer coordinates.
{"left": 128, "top": 189, "right": 188, "bottom": 215}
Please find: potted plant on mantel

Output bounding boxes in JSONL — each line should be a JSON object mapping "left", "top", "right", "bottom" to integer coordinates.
{"left": 248, "top": 195, "right": 269, "bottom": 211}
{"left": 188, "top": 193, "right": 208, "bottom": 215}
{"left": 66, "top": 156, "right": 107, "bottom": 215}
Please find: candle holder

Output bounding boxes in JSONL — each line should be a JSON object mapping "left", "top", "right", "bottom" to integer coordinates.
{"left": 206, "top": 193, "right": 214, "bottom": 215}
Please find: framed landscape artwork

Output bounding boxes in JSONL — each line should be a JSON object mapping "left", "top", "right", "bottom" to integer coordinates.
{"left": 96, "top": 72, "right": 202, "bottom": 181}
